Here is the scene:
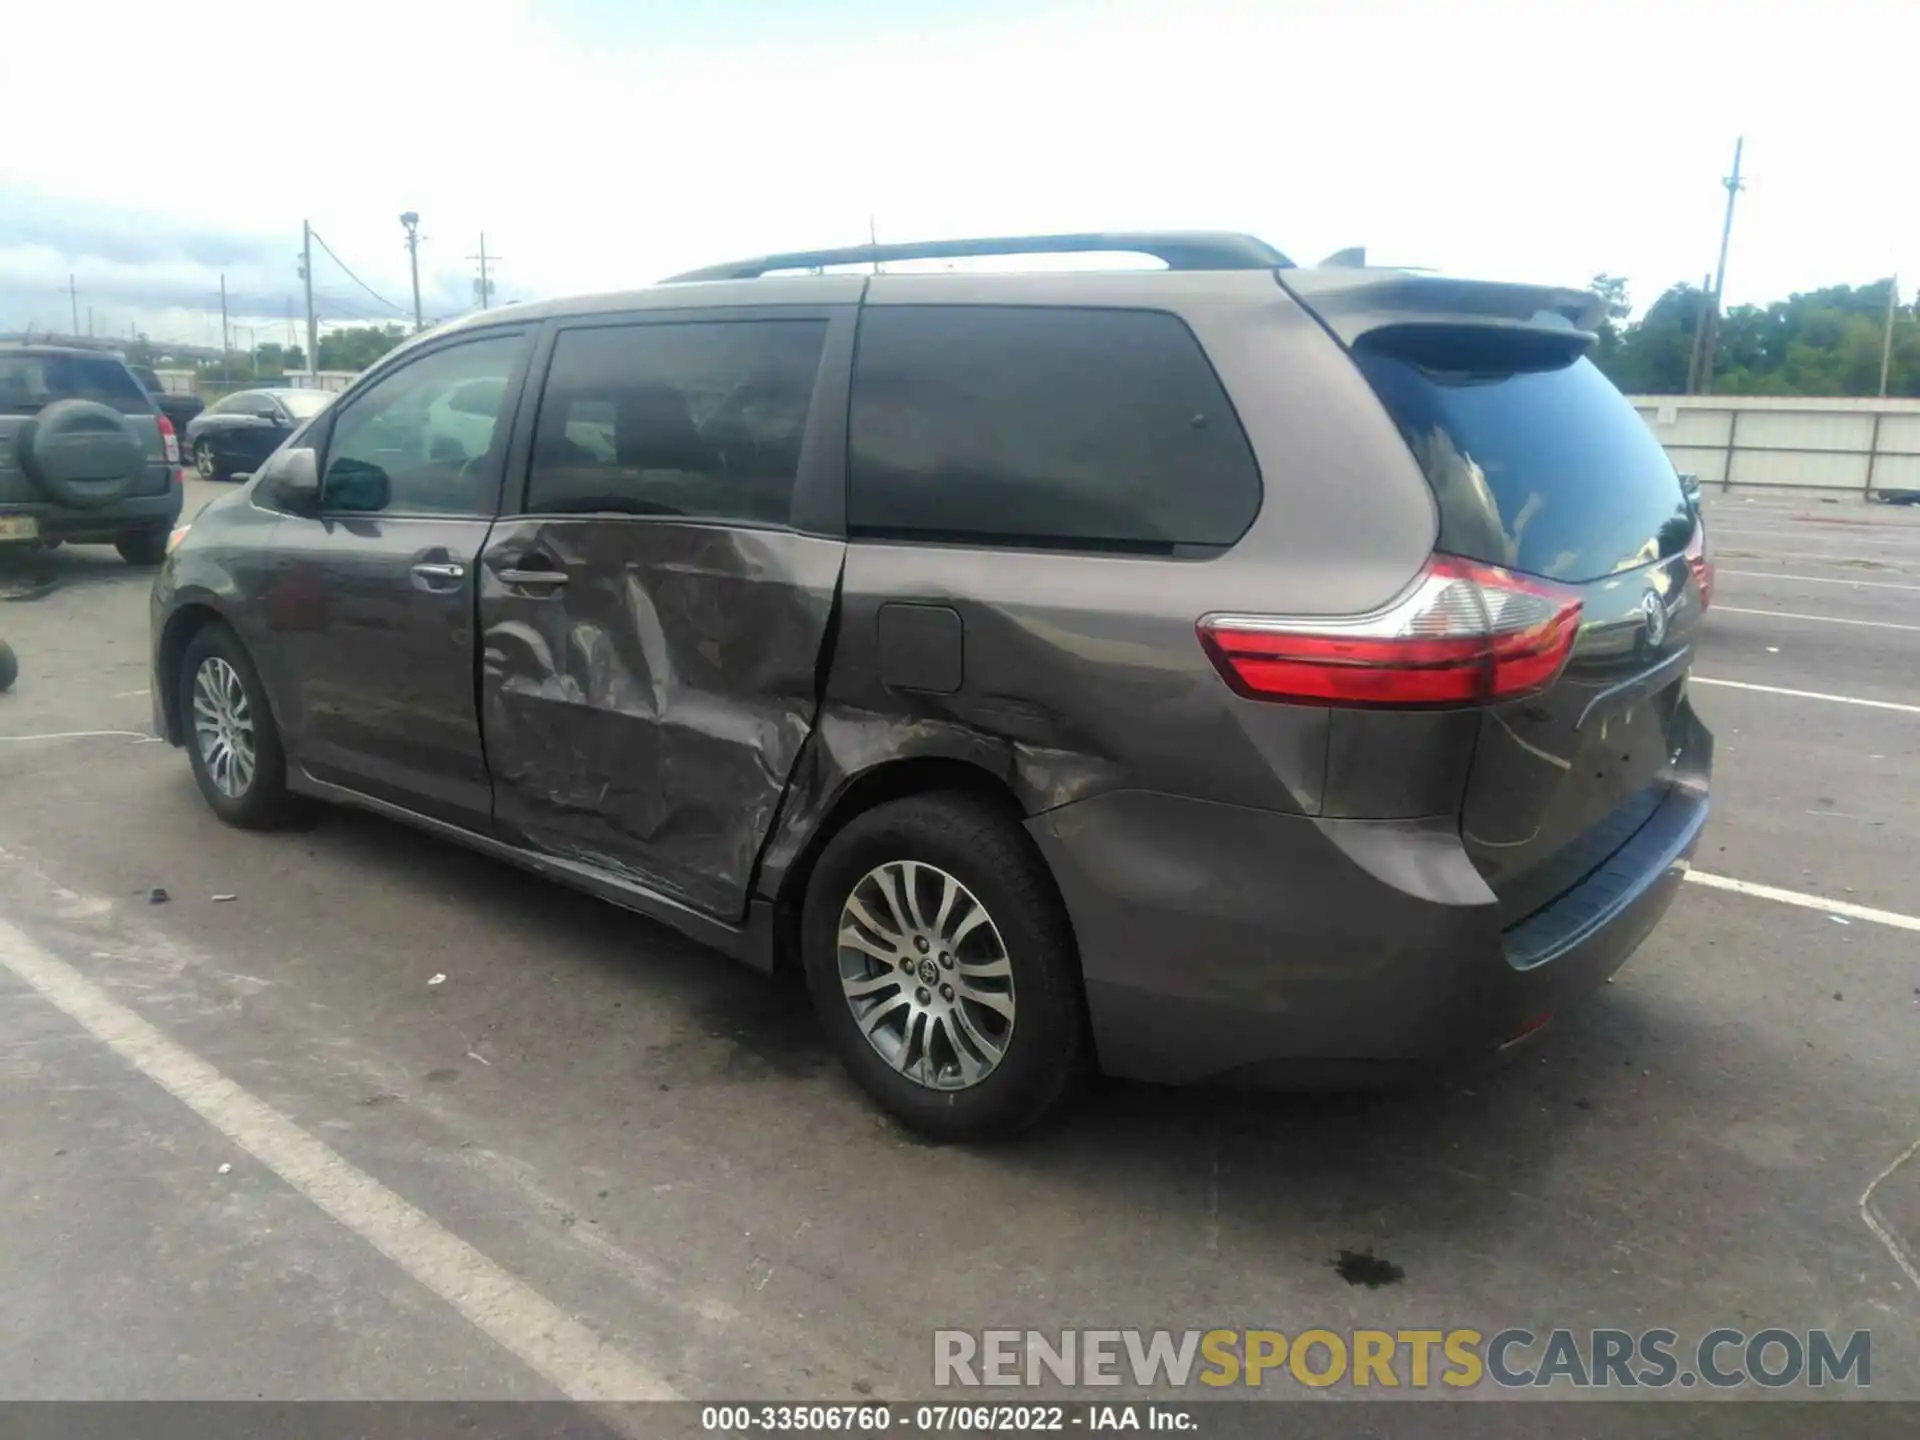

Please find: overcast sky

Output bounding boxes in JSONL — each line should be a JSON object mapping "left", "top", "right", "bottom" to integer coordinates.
{"left": 3, "top": 0, "right": 1915, "bottom": 347}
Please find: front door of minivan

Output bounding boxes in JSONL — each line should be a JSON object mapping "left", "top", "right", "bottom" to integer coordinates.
{"left": 262, "top": 330, "right": 531, "bottom": 828}
{"left": 477, "top": 306, "right": 854, "bottom": 920}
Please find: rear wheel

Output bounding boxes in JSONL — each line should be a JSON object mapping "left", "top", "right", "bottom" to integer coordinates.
{"left": 800, "top": 793, "right": 1087, "bottom": 1141}
{"left": 193, "top": 439, "right": 224, "bottom": 481}
{"left": 178, "top": 623, "right": 292, "bottom": 828}
{"left": 116, "top": 528, "right": 168, "bottom": 566}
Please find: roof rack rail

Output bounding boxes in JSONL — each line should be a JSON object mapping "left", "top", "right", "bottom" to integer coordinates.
{"left": 662, "top": 231, "right": 1292, "bottom": 283}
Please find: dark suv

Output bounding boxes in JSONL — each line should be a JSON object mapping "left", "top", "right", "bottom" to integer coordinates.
{"left": 2, "top": 344, "right": 184, "bottom": 564}
{"left": 150, "top": 233, "right": 1714, "bottom": 1138}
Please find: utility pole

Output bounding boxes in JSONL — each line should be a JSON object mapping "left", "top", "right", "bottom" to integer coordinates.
{"left": 400, "top": 212, "right": 424, "bottom": 332}
{"left": 219, "top": 273, "right": 231, "bottom": 381}
{"left": 1690, "top": 137, "right": 1745, "bottom": 395}
{"left": 87, "top": 306, "right": 93, "bottom": 338}
{"left": 468, "top": 233, "right": 496, "bottom": 310}
{"left": 64, "top": 274, "right": 79, "bottom": 338}
{"left": 301, "top": 220, "right": 318, "bottom": 375}
{"left": 1879, "top": 275, "right": 1899, "bottom": 398}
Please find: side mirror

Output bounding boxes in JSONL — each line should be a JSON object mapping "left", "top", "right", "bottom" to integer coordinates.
{"left": 257, "top": 445, "right": 320, "bottom": 512}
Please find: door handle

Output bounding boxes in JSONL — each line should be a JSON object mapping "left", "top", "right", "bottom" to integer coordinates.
{"left": 498, "top": 567, "right": 569, "bottom": 589}
{"left": 410, "top": 561, "right": 467, "bottom": 589}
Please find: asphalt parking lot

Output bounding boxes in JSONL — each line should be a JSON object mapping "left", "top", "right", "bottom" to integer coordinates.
{"left": 1, "top": 480, "right": 1916, "bottom": 1412}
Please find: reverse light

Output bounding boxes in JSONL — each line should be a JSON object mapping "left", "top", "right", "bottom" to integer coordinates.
{"left": 1685, "top": 517, "right": 1713, "bottom": 610}
{"left": 1198, "top": 555, "right": 1583, "bottom": 709}
{"left": 156, "top": 412, "right": 181, "bottom": 465}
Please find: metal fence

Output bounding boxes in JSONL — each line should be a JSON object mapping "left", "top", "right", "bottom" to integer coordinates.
{"left": 1631, "top": 395, "right": 1920, "bottom": 494}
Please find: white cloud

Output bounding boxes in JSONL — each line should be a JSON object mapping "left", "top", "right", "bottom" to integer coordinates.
{"left": 2, "top": 0, "right": 1916, "bottom": 339}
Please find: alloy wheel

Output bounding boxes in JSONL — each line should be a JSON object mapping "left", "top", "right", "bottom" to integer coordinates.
{"left": 195, "top": 441, "right": 216, "bottom": 478}
{"left": 836, "top": 860, "right": 1016, "bottom": 1091}
{"left": 192, "top": 656, "right": 256, "bottom": 798}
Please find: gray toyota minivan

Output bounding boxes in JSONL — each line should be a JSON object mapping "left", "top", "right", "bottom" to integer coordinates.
{"left": 151, "top": 233, "right": 1713, "bottom": 1138}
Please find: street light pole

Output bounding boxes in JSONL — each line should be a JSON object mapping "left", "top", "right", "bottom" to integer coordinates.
{"left": 400, "top": 212, "right": 424, "bottom": 332}
{"left": 1879, "top": 275, "right": 1898, "bottom": 398}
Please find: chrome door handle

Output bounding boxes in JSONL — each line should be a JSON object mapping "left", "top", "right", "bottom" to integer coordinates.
{"left": 498, "top": 567, "right": 569, "bottom": 588}
{"left": 411, "top": 561, "right": 467, "bottom": 582}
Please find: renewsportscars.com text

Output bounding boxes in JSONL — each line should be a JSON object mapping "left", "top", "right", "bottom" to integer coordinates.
{"left": 933, "top": 1327, "right": 1870, "bottom": 1391}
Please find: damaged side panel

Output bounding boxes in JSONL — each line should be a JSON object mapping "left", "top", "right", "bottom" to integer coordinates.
{"left": 479, "top": 518, "right": 845, "bottom": 920}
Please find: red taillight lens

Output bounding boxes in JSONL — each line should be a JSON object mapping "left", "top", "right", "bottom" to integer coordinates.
{"left": 1685, "top": 518, "right": 1713, "bottom": 610}
{"left": 1198, "top": 555, "right": 1582, "bottom": 709}
{"left": 155, "top": 412, "right": 181, "bottom": 465}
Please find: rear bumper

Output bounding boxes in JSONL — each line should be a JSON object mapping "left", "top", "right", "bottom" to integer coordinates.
{"left": 0, "top": 482, "right": 182, "bottom": 542}
{"left": 1029, "top": 759, "right": 1709, "bottom": 1085}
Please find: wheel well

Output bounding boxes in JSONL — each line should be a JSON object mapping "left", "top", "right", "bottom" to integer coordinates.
{"left": 156, "top": 604, "right": 224, "bottom": 744}
{"left": 768, "top": 757, "right": 1028, "bottom": 977}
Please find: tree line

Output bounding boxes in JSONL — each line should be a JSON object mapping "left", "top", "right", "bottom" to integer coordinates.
{"left": 1590, "top": 276, "right": 1920, "bottom": 397}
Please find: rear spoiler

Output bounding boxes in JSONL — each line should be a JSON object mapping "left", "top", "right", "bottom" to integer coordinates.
{"left": 1277, "top": 268, "right": 1603, "bottom": 351}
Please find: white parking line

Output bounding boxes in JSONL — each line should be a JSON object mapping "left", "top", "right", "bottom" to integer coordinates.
{"left": 1718, "top": 570, "right": 1920, "bottom": 593}
{"left": 1713, "top": 606, "right": 1920, "bottom": 633}
{"left": 1690, "top": 678, "right": 1920, "bottom": 714}
{"left": 1860, "top": 1136, "right": 1920, "bottom": 1293}
{"left": 0, "top": 730, "right": 155, "bottom": 744}
{"left": 0, "top": 914, "right": 679, "bottom": 1403}
{"left": 1684, "top": 871, "right": 1920, "bottom": 933}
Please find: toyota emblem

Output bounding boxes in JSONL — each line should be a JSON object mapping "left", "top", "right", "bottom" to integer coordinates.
{"left": 1641, "top": 591, "right": 1668, "bottom": 647}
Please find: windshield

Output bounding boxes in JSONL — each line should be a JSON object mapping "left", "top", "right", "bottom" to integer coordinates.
{"left": 1355, "top": 343, "right": 1692, "bottom": 584}
{"left": 279, "top": 389, "right": 335, "bottom": 419}
{"left": 0, "top": 353, "right": 154, "bottom": 416}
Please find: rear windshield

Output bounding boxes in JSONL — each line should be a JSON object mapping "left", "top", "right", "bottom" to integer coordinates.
{"left": 0, "top": 353, "right": 154, "bottom": 417}
{"left": 1355, "top": 338, "right": 1691, "bottom": 583}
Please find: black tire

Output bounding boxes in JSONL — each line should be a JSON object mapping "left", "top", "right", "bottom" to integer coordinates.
{"left": 800, "top": 792, "right": 1088, "bottom": 1141}
{"left": 177, "top": 621, "right": 293, "bottom": 828}
{"left": 116, "top": 528, "right": 169, "bottom": 566}
{"left": 193, "top": 439, "right": 226, "bottom": 482}
{"left": 0, "top": 641, "right": 16, "bottom": 692}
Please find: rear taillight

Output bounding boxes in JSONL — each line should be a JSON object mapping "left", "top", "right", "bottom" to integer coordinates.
{"left": 156, "top": 413, "right": 181, "bottom": 465}
{"left": 1685, "top": 517, "right": 1713, "bottom": 610}
{"left": 1198, "top": 555, "right": 1582, "bottom": 709}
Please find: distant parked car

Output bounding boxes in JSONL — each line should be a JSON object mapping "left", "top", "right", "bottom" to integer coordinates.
{"left": 185, "top": 388, "right": 335, "bottom": 481}
{"left": 0, "top": 343, "right": 183, "bottom": 565}
{"left": 128, "top": 364, "right": 206, "bottom": 439}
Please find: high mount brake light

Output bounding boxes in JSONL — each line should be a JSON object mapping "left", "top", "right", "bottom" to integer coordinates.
{"left": 1198, "top": 555, "right": 1583, "bottom": 709}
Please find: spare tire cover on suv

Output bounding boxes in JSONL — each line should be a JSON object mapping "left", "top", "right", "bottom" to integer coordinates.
{"left": 18, "top": 398, "right": 147, "bottom": 509}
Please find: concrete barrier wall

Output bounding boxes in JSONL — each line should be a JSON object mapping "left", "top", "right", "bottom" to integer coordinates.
{"left": 1631, "top": 395, "right": 1920, "bottom": 493}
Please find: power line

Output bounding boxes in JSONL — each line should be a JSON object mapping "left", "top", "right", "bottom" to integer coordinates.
{"left": 306, "top": 227, "right": 408, "bottom": 315}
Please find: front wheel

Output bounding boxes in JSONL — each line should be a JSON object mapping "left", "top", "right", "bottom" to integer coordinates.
{"left": 800, "top": 793, "right": 1088, "bottom": 1141}
{"left": 178, "top": 623, "right": 293, "bottom": 828}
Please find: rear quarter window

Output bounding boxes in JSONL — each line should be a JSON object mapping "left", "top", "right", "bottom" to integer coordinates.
{"left": 848, "top": 306, "right": 1260, "bottom": 552}
{"left": 1355, "top": 339, "right": 1692, "bottom": 583}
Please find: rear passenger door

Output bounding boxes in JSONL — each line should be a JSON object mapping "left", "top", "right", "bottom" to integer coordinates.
{"left": 477, "top": 306, "right": 855, "bottom": 919}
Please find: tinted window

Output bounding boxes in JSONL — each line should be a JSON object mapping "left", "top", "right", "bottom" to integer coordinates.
{"left": 235, "top": 394, "right": 279, "bottom": 419}
{"left": 322, "top": 335, "right": 521, "bottom": 516}
{"left": 525, "top": 320, "right": 827, "bottom": 526}
{"left": 848, "top": 307, "right": 1259, "bottom": 551}
{"left": 0, "top": 353, "right": 152, "bottom": 416}
{"left": 1355, "top": 341, "right": 1692, "bottom": 583}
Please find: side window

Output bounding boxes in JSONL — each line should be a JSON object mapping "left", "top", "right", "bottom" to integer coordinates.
{"left": 235, "top": 395, "right": 277, "bottom": 419}
{"left": 848, "top": 306, "right": 1261, "bottom": 551}
{"left": 524, "top": 319, "right": 827, "bottom": 526}
{"left": 321, "top": 336, "right": 522, "bottom": 516}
